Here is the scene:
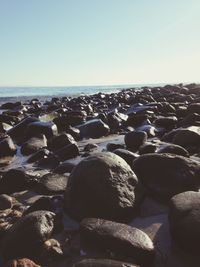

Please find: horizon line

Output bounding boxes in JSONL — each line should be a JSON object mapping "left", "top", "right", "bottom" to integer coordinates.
{"left": 0, "top": 81, "right": 198, "bottom": 88}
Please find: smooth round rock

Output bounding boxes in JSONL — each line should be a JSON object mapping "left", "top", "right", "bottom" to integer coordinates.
{"left": 169, "top": 191, "right": 200, "bottom": 253}
{"left": 132, "top": 153, "right": 200, "bottom": 199}
{"left": 64, "top": 152, "right": 138, "bottom": 221}
{"left": 80, "top": 218, "right": 155, "bottom": 265}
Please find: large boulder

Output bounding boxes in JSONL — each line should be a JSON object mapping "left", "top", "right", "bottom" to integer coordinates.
{"left": 64, "top": 152, "right": 138, "bottom": 221}
{"left": 132, "top": 153, "right": 200, "bottom": 199}
{"left": 0, "top": 137, "right": 16, "bottom": 157}
{"left": 80, "top": 218, "right": 155, "bottom": 265}
{"left": 169, "top": 191, "right": 200, "bottom": 253}
{"left": 78, "top": 119, "right": 110, "bottom": 139}
{"left": 1, "top": 211, "right": 57, "bottom": 260}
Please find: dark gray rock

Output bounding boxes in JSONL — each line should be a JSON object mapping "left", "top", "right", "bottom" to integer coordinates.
{"left": 132, "top": 153, "right": 200, "bottom": 199}
{"left": 64, "top": 152, "right": 138, "bottom": 221}
{"left": 169, "top": 191, "right": 200, "bottom": 253}
{"left": 113, "top": 149, "right": 138, "bottom": 166}
{"left": 78, "top": 119, "right": 110, "bottom": 139}
{"left": 125, "top": 131, "right": 147, "bottom": 152}
{"left": 48, "top": 133, "right": 75, "bottom": 151}
{"left": 55, "top": 143, "right": 79, "bottom": 161}
{"left": 0, "top": 137, "right": 16, "bottom": 157}
{"left": 21, "top": 135, "right": 47, "bottom": 155}
{"left": 80, "top": 218, "right": 155, "bottom": 265}
{"left": 72, "top": 259, "right": 139, "bottom": 267}
{"left": 8, "top": 117, "right": 38, "bottom": 140}
{"left": 25, "top": 121, "right": 58, "bottom": 140}
{"left": 27, "top": 148, "right": 51, "bottom": 163}
{"left": 1, "top": 211, "right": 56, "bottom": 260}
{"left": 0, "top": 194, "right": 13, "bottom": 210}
{"left": 172, "top": 126, "right": 200, "bottom": 150}
{"left": 0, "top": 169, "right": 36, "bottom": 194}
{"left": 34, "top": 173, "right": 68, "bottom": 195}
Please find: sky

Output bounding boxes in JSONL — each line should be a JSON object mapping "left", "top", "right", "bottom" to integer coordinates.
{"left": 0, "top": 0, "right": 199, "bottom": 86}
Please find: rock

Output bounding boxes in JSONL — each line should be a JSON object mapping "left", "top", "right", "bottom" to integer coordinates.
{"left": 66, "top": 125, "right": 80, "bottom": 140}
{"left": 0, "top": 102, "right": 21, "bottom": 110}
{"left": 154, "top": 116, "right": 177, "bottom": 130}
{"left": 187, "top": 103, "right": 200, "bottom": 114}
{"left": 8, "top": 117, "right": 38, "bottom": 140}
{"left": 54, "top": 161, "right": 76, "bottom": 174}
{"left": 113, "top": 149, "right": 138, "bottom": 166}
{"left": 34, "top": 173, "right": 68, "bottom": 195}
{"left": 0, "top": 169, "right": 35, "bottom": 194}
{"left": 48, "top": 133, "right": 75, "bottom": 151}
{"left": 64, "top": 152, "right": 138, "bottom": 221}
{"left": 156, "top": 143, "right": 189, "bottom": 157}
{"left": 0, "top": 194, "right": 13, "bottom": 210}
{"left": 169, "top": 191, "right": 200, "bottom": 253}
{"left": 80, "top": 218, "right": 155, "bottom": 265}
{"left": 2, "top": 211, "right": 57, "bottom": 260}
{"left": 179, "top": 113, "right": 200, "bottom": 127}
{"left": 72, "top": 259, "right": 139, "bottom": 267}
{"left": 139, "top": 143, "right": 157, "bottom": 154}
{"left": 21, "top": 135, "right": 47, "bottom": 155}
{"left": 124, "top": 131, "right": 147, "bottom": 152}
{"left": 84, "top": 143, "right": 98, "bottom": 152}
{"left": 24, "top": 196, "right": 63, "bottom": 215}
{"left": 172, "top": 126, "right": 200, "bottom": 150}
{"left": 106, "top": 143, "right": 124, "bottom": 152}
{"left": 25, "top": 121, "right": 58, "bottom": 140}
{"left": 78, "top": 119, "right": 110, "bottom": 139}
{"left": 3, "top": 258, "right": 40, "bottom": 267}
{"left": 36, "top": 155, "right": 60, "bottom": 170}
{"left": 132, "top": 153, "right": 200, "bottom": 199}
{"left": 55, "top": 143, "right": 79, "bottom": 161}
{"left": 27, "top": 149, "right": 51, "bottom": 163}
{"left": 0, "top": 137, "right": 16, "bottom": 157}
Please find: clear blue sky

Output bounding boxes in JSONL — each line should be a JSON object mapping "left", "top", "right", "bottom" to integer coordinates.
{"left": 0, "top": 0, "right": 199, "bottom": 86}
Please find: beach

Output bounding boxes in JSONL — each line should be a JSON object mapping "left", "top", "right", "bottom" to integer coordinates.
{"left": 0, "top": 83, "right": 200, "bottom": 267}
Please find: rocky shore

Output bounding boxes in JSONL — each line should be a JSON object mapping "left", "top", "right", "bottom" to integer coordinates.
{"left": 0, "top": 83, "right": 200, "bottom": 267}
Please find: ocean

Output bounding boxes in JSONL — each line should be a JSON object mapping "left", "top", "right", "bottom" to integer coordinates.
{"left": 0, "top": 84, "right": 166, "bottom": 100}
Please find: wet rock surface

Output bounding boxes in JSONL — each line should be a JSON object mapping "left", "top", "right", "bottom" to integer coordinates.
{"left": 0, "top": 84, "right": 200, "bottom": 266}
